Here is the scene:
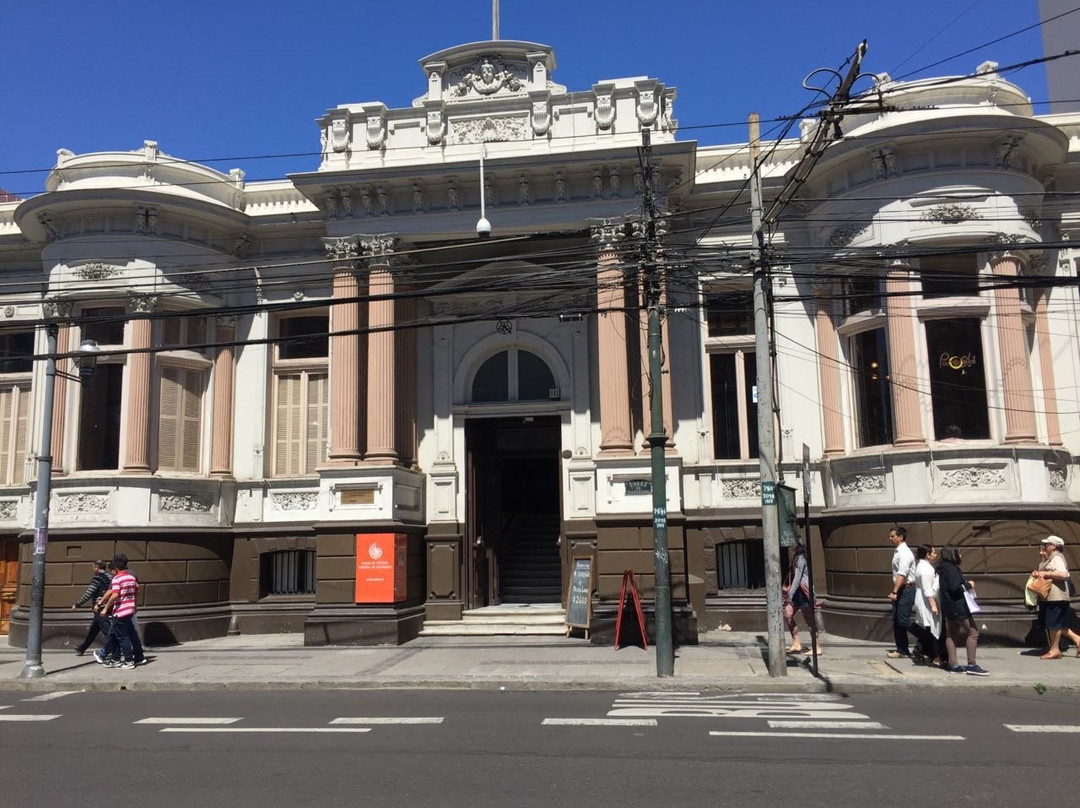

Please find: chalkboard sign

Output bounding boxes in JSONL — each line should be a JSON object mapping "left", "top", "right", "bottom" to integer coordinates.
{"left": 565, "top": 556, "right": 594, "bottom": 636}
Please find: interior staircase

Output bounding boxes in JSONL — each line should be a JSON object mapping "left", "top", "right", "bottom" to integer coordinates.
{"left": 498, "top": 512, "right": 562, "bottom": 604}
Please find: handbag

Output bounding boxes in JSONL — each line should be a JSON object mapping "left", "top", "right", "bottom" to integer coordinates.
{"left": 963, "top": 587, "right": 981, "bottom": 614}
{"left": 1026, "top": 576, "right": 1053, "bottom": 601}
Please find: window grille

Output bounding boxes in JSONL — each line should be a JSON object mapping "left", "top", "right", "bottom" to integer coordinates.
{"left": 261, "top": 549, "right": 316, "bottom": 596}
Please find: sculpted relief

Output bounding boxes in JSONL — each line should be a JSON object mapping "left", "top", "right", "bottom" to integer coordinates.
{"left": 450, "top": 56, "right": 525, "bottom": 98}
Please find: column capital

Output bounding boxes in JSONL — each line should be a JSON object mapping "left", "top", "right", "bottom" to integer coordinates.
{"left": 590, "top": 219, "right": 627, "bottom": 253}
{"left": 358, "top": 233, "right": 397, "bottom": 261}
{"left": 985, "top": 234, "right": 1034, "bottom": 269}
{"left": 322, "top": 235, "right": 360, "bottom": 265}
{"left": 41, "top": 298, "right": 73, "bottom": 319}
{"left": 215, "top": 314, "right": 238, "bottom": 329}
{"left": 127, "top": 293, "right": 159, "bottom": 313}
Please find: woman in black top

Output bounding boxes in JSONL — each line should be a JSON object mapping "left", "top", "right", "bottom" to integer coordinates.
{"left": 938, "top": 545, "right": 988, "bottom": 676}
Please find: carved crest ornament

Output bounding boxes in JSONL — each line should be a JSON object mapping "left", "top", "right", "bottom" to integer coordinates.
{"left": 451, "top": 57, "right": 524, "bottom": 98}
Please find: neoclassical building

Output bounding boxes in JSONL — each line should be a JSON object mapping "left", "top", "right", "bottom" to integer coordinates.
{"left": 1, "top": 39, "right": 1078, "bottom": 647}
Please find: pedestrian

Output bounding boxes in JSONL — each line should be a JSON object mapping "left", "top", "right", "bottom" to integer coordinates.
{"left": 1030, "top": 535, "right": 1080, "bottom": 659}
{"left": 938, "top": 544, "right": 988, "bottom": 676}
{"left": 92, "top": 556, "right": 145, "bottom": 669}
{"left": 70, "top": 560, "right": 111, "bottom": 656}
{"left": 784, "top": 542, "right": 821, "bottom": 655}
{"left": 910, "top": 545, "right": 941, "bottom": 666}
{"left": 886, "top": 526, "right": 917, "bottom": 659}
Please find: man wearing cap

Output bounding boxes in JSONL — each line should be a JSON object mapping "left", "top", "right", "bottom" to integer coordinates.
{"left": 886, "top": 526, "right": 918, "bottom": 659}
{"left": 1031, "top": 535, "right": 1080, "bottom": 659}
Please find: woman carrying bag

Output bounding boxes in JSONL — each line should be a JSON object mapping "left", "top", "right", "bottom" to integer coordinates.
{"left": 938, "top": 545, "right": 989, "bottom": 676}
{"left": 783, "top": 542, "right": 821, "bottom": 656}
{"left": 1030, "top": 535, "right": 1080, "bottom": 659}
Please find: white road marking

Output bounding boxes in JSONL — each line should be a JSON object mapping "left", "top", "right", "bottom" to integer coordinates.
{"left": 0, "top": 715, "right": 61, "bottom": 722}
{"left": 160, "top": 727, "right": 372, "bottom": 734}
{"left": 0, "top": 706, "right": 9, "bottom": 710}
{"left": 768, "top": 721, "right": 887, "bottom": 730}
{"left": 136, "top": 717, "right": 241, "bottom": 725}
{"left": 22, "top": 691, "right": 83, "bottom": 702}
{"left": 330, "top": 717, "right": 444, "bottom": 725}
{"left": 543, "top": 718, "right": 658, "bottom": 727}
{"left": 710, "top": 731, "right": 964, "bottom": 741}
{"left": 609, "top": 694, "right": 870, "bottom": 720}
{"left": 1005, "top": 724, "right": 1080, "bottom": 734}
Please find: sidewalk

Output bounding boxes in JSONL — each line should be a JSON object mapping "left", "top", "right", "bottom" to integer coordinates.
{"left": 2, "top": 631, "right": 1078, "bottom": 694}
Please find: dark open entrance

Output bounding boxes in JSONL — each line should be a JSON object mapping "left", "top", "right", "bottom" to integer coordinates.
{"left": 465, "top": 416, "right": 562, "bottom": 608}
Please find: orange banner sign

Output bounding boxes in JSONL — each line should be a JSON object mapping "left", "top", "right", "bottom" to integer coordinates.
{"left": 355, "top": 533, "right": 407, "bottom": 603}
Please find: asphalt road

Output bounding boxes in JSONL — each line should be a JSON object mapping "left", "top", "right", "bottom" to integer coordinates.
{"left": 3, "top": 689, "right": 1078, "bottom": 807}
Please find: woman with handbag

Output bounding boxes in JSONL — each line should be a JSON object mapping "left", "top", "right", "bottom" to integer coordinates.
{"left": 783, "top": 542, "right": 821, "bottom": 655}
{"left": 1030, "top": 535, "right": 1080, "bottom": 659}
{"left": 911, "top": 545, "right": 941, "bottom": 666}
{"left": 938, "top": 545, "right": 989, "bottom": 676}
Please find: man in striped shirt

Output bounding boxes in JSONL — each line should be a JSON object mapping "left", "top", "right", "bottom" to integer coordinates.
{"left": 92, "top": 556, "right": 145, "bottom": 670}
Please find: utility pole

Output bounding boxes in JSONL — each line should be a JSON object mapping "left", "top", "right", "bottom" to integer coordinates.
{"left": 749, "top": 114, "right": 785, "bottom": 678}
{"left": 640, "top": 127, "right": 673, "bottom": 677}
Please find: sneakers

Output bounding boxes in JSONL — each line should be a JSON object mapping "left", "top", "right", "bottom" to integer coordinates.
{"left": 74, "top": 648, "right": 85, "bottom": 656}
{"left": 945, "top": 663, "right": 966, "bottom": 673}
{"left": 92, "top": 649, "right": 108, "bottom": 665}
{"left": 115, "top": 660, "right": 136, "bottom": 670}
{"left": 134, "top": 658, "right": 149, "bottom": 667}
{"left": 886, "top": 650, "right": 909, "bottom": 659}
{"left": 965, "top": 664, "right": 990, "bottom": 677}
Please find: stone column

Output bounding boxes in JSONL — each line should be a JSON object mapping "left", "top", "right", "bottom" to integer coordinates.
{"left": 323, "top": 236, "right": 362, "bottom": 465}
{"left": 362, "top": 234, "right": 398, "bottom": 464}
{"left": 883, "top": 262, "right": 925, "bottom": 447}
{"left": 1034, "top": 288, "right": 1061, "bottom": 445}
{"left": 991, "top": 251, "right": 1037, "bottom": 443}
{"left": 122, "top": 294, "right": 157, "bottom": 474}
{"left": 814, "top": 286, "right": 845, "bottom": 456}
{"left": 593, "top": 221, "right": 633, "bottom": 455}
{"left": 210, "top": 316, "right": 236, "bottom": 477}
{"left": 50, "top": 323, "right": 71, "bottom": 475}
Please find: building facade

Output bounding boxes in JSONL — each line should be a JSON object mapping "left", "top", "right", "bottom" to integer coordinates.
{"left": 2, "top": 40, "right": 1078, "bottom": 647}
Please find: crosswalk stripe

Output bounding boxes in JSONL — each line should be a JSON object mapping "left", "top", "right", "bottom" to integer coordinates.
{"left": 160, "top": 727, "right": 372, "bottom": 734}
{"left": 768, "top": 721, "right": 887, "bottom": 730}
{"left": 710, "top": 731, "right": 964, "bottom": 741}
{"left": 543, "top": 718, "right": 657, "bottom": 726}
{"left": 1005, "top": 724, "right": 1080, "bottom": 734}
{"left": 0, "top": 715, "right": 61, "bottom": 722}
{"left": 330, "top": 717, "right": 444, "bottom": 725}
{"left": 22, "top": 691, "right": 82, "bottom": 702}
{"left": 136, "top": 717, "right": 241, "bottom": 725}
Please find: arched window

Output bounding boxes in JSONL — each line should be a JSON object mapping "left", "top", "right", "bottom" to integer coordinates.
{"left": 471, "top": 349, "right": 557, "bottom": 403}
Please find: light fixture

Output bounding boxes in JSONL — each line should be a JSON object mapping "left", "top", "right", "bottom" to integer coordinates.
{"left": 476, "top": 144, "right": 491, "bottom": 239}
{"left": 75, "top": 338, "right": 100, "bottom": 386}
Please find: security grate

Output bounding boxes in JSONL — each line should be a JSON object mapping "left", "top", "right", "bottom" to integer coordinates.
{"left": 262, "top": 549, "right": 316, "bottom": 596}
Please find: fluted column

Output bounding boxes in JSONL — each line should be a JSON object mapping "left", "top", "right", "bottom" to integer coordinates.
{"left": 50, "top": 323, "right": 71, "bottom": 475}
{"left": 122, "top": 294, "right": 156, "bottom": 473}
{"left": 210, "top": 317, "right": 236, "bottom": 476}
{"left": 1034, "top": 288, "right": 1061, "bottom": 445}
{"left": 323, "top": 236, "right": 362, "bottom": 465}
{"left": 884, "top": 262, "right": 925, "bottom": 447}
{"left": 992, "top": 251, "right": 1037, "bottom": 443}
{"left": 814, "top": 286, "right": 845, "bottom": 456}
{"left": 362, "top": 234, "right": 398, "bottom": 464}
{"left": 593, "top": 221, "right": 633, "bottom": 455}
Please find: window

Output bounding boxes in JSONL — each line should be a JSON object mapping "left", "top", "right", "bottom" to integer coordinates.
{"left": 926, "top": 318, "right": 990, "bottom": 440}
{"left": 272, "top": 315, "right": 328, "bottom": 476}
{"left": 260, "top": 549, "right": 316, "bottom": 596}
{"left": 705, "top": 288, "right": 757, "bottom": 460}
{"left": 920, "top": 254, "right": 980, "bottom": 298}
{"left": 841, "top": 274, "right": 882, "bottom": 317}
{"left": 156, "top": 315, "right": 210, "bottom": 473}
{"left": 717, "top": 540, "right": 765, "bottom": 590}
{"left": 850, "top": 328, "right": 894, "bottom": 447}
{"left": 77, "top": 307, "right": 126, "bottom": 471}
{"left": 470, "top": 349, "right": 557, "bottom": 403}
{"left": 0, "top": 331, "right": 33, "bottom": 485}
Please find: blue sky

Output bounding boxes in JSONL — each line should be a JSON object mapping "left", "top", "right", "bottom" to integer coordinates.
{"left": 0, "top": 1, "right": 1054, "bottom": 196}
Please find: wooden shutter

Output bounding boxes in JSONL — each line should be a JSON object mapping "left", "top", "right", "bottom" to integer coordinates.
{"left": 305, "top": 372, "right": 328, "bottom": 473}
{"left": 274, "top": 373, "right": 302, "bottom": 476}
{"left": 0, "top": 388, "right": 12, "bottom": 484}
{"left": 12, "top": 386, "right": 28, "bottom": 484}
{"left": 158, "top": 367, "right": 181, "bottom": 470}
{"left": 158, "top": 367, "right": 204, "bottom": 472}
{"left": 180, "top": 369, "right": 203, "bottom": 472}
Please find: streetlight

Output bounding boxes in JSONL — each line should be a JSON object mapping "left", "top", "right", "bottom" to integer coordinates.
{"left": 20, "top": 322, "right": 100, "bottom": 679}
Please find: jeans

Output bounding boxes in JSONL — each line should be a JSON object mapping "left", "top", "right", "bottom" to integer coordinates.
{"left": 891, "top": 585, "right": 916, "bottom": 655}
{"left": 100, "top": 615, "right": 144, "bottom": 663}
{"left": 75, "top": 612, "right": 111, "bottom": 654}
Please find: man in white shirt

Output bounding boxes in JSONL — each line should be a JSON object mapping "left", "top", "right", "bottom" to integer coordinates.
{"left": 887, "top": 526, "right": 917, "bottom": 659}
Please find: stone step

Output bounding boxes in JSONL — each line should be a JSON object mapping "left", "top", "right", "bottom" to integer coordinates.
{"left": 420, "top": 622, "right": 568, "bottom": 636}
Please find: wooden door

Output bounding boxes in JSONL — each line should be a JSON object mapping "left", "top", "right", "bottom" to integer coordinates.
{"left": 0, "top": 537, "right": 19, "bottom": 635}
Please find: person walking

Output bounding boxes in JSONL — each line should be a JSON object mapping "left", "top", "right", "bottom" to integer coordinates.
{"left": 910, "top": 545, "right": 941, "bottom": 666}
{"left": 784, "top": 542, "right": 821, "bottom": 655}
{"left": 1030, "top": 535, "right": 1080, "bottom": 659}
{"left": 886, "top": 526, "right": 917, "bottom": 659}
{"left": 92, "top": 556, "right": 145, "bottom": 669}
{"left": 938, "top": 544, "right": 988, "bottom": 676}
{"left": 71, "top": 560, "right": 111, "bottom": 656}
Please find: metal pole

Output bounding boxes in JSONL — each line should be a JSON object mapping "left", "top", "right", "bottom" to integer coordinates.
{"left": 749, "top": 114, "right": 785, "bottom": 677}
{"left": 21, "top": 322, "right": 57, "bottom": 679}
{"left": 641, "top": 127, "right": 673, "bottom": 677}
{"left": 802, "top": 443, "right": 819, "bottom": 677}
{"left": 492, "top": 0, "right": 500, "bottom": 40}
